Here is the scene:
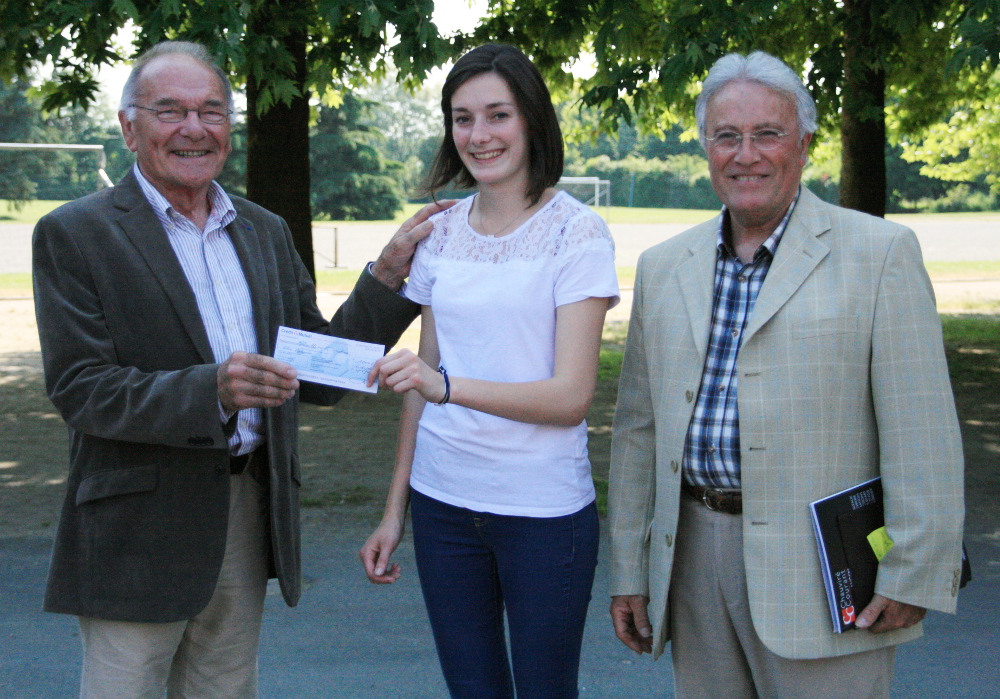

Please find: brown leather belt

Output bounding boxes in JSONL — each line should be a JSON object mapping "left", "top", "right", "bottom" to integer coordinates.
{"left": 682, "top": 483, "right": 742, "bottom": 514}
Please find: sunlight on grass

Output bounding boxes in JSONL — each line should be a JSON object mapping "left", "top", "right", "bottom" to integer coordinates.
{"left": 617, "top": 267, "right": 636, "bottom": 288}
{"left": 0, "top": 273, "right": 33, "bottom": 295}
{"left": 596, "top": 206, "right": 720, "bottom": 224}
{"left": 0, "top": 200, "right": 68, "bottom": 223}
{"left": 314, "top": 268, "right": 368, "bottom": 293}
{"left": 333, "top": 202, "right": 722, "bottom": 225}
{"left": 5, "top": 199, "right": 997, "bottom": 228}
{"left": 889, "top": 210, "right": 1000, "bottom": 222}
{"left": 942, "top": 298, "right": 1000, "bottom": 314}
{"left": 926, "top": 260, "right": 1000, "bottom": 279}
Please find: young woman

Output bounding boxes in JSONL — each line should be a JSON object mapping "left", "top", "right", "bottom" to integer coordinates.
{"left": 361, "top": 44, "right": 619, "bottom": 698}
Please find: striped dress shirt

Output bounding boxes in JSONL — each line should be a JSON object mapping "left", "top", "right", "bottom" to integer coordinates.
{"left": 681, "top": 193, "right": 799, "bottom": 488}
{"left": 134, "top": 165, "right": 262, "bottom": 456}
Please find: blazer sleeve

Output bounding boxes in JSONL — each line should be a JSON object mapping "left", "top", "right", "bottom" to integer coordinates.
{"left": 608, "top": 257, "right": 658, "bottom": 597}
{"left": 279, "top": 215, "right": 419, "bottom": 407}
{"left": 869, "top": 227, "right": 965, "bottom": 614}
{"left": 328, "top": 267, "right": 420, "bottom": 345}
{"left": 32, "top": 210, "right": 226, "bottom": 450}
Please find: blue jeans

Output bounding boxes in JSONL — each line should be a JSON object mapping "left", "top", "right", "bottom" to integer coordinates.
{"left": 410, "top": 489, "right": 599, "bottom": 699}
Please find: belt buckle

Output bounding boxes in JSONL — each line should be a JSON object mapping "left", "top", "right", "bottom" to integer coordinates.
{"left": 701, "top": 488, "right": 719, "bottom": 512}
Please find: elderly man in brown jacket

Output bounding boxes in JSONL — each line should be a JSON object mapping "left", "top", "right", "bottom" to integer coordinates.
{"left": 33, "top": 40, "right": 443, "bottom": 698}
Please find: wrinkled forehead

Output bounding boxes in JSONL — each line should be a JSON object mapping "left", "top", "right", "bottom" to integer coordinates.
{"left": 706, "top": 80, "right": 798, "bottom": 128}
{"left": 135, "top": 54, "right": 226, "bottom": 104}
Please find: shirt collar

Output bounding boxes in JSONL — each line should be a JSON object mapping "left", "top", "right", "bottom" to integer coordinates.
{"left": 133, "top": 163, "right": 237, "bottom": 232}
{"left": 716, "top": 186, "right": 800, "bottom": 262}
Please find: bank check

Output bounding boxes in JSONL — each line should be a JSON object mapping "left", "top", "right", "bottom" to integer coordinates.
{"left": 273, "top": 326, "right": 384, "bottom": 393}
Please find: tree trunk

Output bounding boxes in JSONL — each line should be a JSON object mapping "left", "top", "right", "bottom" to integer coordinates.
{"left": 839, "top": 0, "right": 887, "bottom": 217}
{"left": 245, "top": 21, "right": 314, "bottom": 279}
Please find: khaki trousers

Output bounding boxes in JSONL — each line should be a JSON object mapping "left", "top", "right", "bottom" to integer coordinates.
{"left": 668, "top": 495, "right": 895, "bottom": 699}
{"left": 79, "top": 469, "right": 269, "bottom": 699}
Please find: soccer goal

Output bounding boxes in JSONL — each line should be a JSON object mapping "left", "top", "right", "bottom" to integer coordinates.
{"left": 557, "top": 176, "right": 611, "bottom": 219}
{"left": 0, "top": 143, "right": 114, "bottom": 189}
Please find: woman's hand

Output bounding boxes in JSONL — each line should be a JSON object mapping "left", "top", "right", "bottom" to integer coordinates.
{"left": 360, "top": 518, "right": 405, "bottom": 584}
{"left": 368, "top": 349, "right": 447, "bottom": 404}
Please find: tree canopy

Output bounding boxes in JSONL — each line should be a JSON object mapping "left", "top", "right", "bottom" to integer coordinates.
{"left": 310, "top": 93, "right": 405, "bottom": 221}
{"left": 0, "top": 79, "right": 131, "bottom": 206}
{"left": 0, "top": 78, "right": 48, "bottom": 203}
{"left": 2, "top": 0, "right": 996, "bottom": 237}
{"left": 0, "top": 0, "right": 454, "bottom": 276}
{"left": 469, "top": 0, "right": 1000, "bottom": 217}
{"left": 901, "top": 65, "right": 1000, "bottom": 196}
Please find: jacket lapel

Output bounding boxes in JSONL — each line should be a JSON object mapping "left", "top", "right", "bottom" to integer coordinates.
{"left": 113, "top": 172, "right": 217, "bottom": 364}
{"left": 743, "top": 188, "right": 831, "bottom": 342}
{"left": 677, "top": 218, "right": 720, "bottom": 359}
{"left": 226, "top": 215, "right": 273, "bottom": 356}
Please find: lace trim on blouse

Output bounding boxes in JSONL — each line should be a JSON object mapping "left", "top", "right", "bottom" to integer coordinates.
{"left": 422, "top": 191, "right": 614, "bottom": 264}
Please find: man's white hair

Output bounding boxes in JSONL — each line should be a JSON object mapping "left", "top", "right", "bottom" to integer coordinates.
{"left": 119, "top": 41, "right": 234, "bottom": 120}
{"left": 695, "top": 51, "right": 817, "bottom": 149}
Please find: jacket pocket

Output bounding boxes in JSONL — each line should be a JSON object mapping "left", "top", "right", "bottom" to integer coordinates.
{"left": 76, "top": 466, "right": 158, "bottom": 505}
{"left": 793, "top": 314, "right": 858, "bottom": 338}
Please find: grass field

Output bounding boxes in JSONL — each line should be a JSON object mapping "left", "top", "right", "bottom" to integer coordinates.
{"left": 18, "top": 198, "right": 1000, "bottom": 227}
{"left": 925, "top": 260, "right": 1000, "bottom": 279}
{"left": 0, "top": 200, "right": 67, "bottom": 223}
{"left": 2, "top": 259, "right": 995, "bottom": 298}
{"left": 3, "top": 199, "right": 719, "bottom": 225}
{"left": 393, "top": 202, "right": 721, "bottom": 225}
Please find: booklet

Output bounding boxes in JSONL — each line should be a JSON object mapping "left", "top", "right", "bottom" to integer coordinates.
{"left": 810, "top": 477, "right": 886, "bottom": 633}
{"left": 273, "top": 326, "right": 383, "bottom": 393}
{"left": 810, "top": 477, "right": 972, "bottom": 633}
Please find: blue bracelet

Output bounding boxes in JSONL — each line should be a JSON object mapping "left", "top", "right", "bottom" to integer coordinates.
{"left": 435, "top": 366, "right": 450, "bottom": 405}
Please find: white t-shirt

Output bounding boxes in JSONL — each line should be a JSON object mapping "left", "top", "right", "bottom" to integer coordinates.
{"left": 404, "top": 191, "right": 620, "bottom": 517}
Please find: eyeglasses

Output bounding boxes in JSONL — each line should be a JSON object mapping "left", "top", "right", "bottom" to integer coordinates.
{"left": 707, "top": 129, "right": 788, "bottom": 152}
{"left": 130, "top": 105, "right": 232, "bottom": 125}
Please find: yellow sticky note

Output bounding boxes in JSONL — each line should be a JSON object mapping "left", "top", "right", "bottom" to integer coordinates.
{"left": 867, "top": 527, "right": 894, "bottom": 561}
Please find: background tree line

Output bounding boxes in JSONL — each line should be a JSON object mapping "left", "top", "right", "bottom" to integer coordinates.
{"left": 3, "top": 72, "right": 994, "bottom": 217}
{"left": 0, "top": 80, "right": 410, "bottom": 220}
{"left": 1, "top": 0, "right": 997, "bottom": 274}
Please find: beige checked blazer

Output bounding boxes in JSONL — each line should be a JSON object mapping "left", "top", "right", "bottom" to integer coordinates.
{"left": 608, "top": 187, "right": 965, "bottom": 660}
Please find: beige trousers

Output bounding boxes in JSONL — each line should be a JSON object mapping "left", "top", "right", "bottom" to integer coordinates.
{"left": 668, "top": 495, "right": 895, "bottom": 699}
{"left": 78, "top": 469, "right": 269, "bottom": 699}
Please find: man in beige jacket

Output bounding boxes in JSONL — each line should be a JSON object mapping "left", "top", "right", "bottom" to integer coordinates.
{"left": 608, "top": 51, "right": 965, "bottom": 698}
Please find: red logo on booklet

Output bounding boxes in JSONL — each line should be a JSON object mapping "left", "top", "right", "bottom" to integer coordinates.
{"left": 841, "top": 606, "right": 856, "bottom": 625}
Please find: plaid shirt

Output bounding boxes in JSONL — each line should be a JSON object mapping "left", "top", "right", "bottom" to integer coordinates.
{"left": 682, "top": 194, "right": 799, "bottom": 489}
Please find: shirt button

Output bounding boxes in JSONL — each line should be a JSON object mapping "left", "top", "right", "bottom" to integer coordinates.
{"left": 730, "top": 328, "right": 739, "bottom": 338}
{"left": 665, "top": 534, "right": 673, "bottom": 547}
{"left": 671, "top": 460, "right": 679, "bottom": 473}
{"left": 708, "top": 445, "right": 716, "bottom": 454}
{"left": 739, "top": 275, "right": 747, "bottom": 283}
{"left": 717, "top": 385, "right": 725, "bottom": 393}
{"left": 685, "top": 390, "right": 694, "bottom": 403}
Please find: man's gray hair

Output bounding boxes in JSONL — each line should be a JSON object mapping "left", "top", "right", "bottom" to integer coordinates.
{"left": 695, "top": 51, "right": 817, "bottom": 149}
{"left": 119, "top": 41, "right": 234, "bottom": 120}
